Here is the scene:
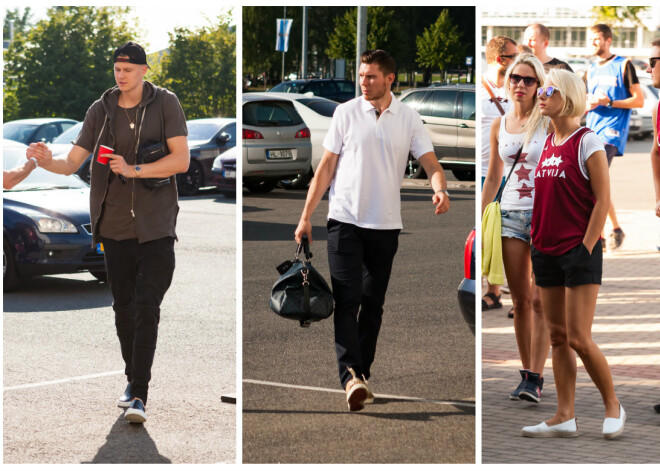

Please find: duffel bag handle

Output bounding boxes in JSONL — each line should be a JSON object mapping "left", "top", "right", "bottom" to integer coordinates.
{"left": 295, "top": 235, "right": 312, "bottom": 262}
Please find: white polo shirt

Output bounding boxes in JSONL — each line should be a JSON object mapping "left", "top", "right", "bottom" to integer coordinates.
{"left": 323, "top": 93, "right": 433, "bottom": 230}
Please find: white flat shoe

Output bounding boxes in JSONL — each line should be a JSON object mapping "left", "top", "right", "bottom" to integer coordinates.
{"left": 522, "top": 418, "right": 578, "bottom": 438}
{"left": 602, "top": 404, "right": 625, "bottom": 439}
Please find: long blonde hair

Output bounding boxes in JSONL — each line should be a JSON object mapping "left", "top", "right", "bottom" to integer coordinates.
{"left": 503, "top": 53, "right": 550, "bottom": 147}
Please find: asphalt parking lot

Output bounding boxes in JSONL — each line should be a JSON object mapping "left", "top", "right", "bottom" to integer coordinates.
{"left": 3, "top": 191, "right": 236, "bottom": 464}
{"left": 242, "top": 177, "right": 476, "bottom": 463}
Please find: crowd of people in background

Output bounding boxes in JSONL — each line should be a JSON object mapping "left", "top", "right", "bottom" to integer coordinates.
{"left": 482, "top": 23, "right": 660, "bottom": 438}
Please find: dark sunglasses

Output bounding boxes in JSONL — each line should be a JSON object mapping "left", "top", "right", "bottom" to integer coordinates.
{"left": 537, "top": 86, "right": 558, "bottom": 98}
{"left": 499, "top": 54, "right": 518, "bottom": 59}
{"left": 510, "top": 74, "right": 538, "bottom": 87}
{"left": 650, "top": 57, "right": 660, "bottom": 68}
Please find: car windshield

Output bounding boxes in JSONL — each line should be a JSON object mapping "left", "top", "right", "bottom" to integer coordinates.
{"left": 297, "top": 99, "right": 339, "bottom": 117}
{"left": 187, "top": 122, "right": 223, "bottom": 141}
{"left": 243, "top": 101, "right": 304, "bottom": 126}
{"left": 52, "top": 122, "right": 83, "bottom": 144}
{"left": 3, "top": 144, "right": 88, "bottom": 191}
{"left": 269, "top": 82, "right": 305, "bottom": 93}
{"left": 3, "top": 123, "right": 38, "bottom": 143}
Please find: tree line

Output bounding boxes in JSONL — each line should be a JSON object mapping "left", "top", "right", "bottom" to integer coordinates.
{"left": 242, "top": 6, "right": 475, "bottom": 86}
{"left": 3, "top": 6, "right": 236, "bottom": 122}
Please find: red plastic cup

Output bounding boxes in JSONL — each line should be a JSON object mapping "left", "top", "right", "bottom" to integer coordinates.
{"left": 98, "top": 145, "right": 113, "bottom": 165}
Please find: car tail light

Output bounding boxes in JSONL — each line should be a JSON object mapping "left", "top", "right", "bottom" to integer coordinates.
{"left": 243, "top": 129, "right": 264, "bottom": 139}
{"left": 295, "top": 127, "right": 311, "bottom": 138}
{"left": 464, "top": 229, "right": 475, "bottom": 279}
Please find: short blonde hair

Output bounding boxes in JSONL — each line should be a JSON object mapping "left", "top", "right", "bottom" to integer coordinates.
{"left": 546, "top": 68, "right": 586, "bottom": 118}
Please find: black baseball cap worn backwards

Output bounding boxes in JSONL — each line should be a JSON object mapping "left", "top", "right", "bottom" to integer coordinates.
{"left": 113, "top": 42, "right": 149, "bottom": 68}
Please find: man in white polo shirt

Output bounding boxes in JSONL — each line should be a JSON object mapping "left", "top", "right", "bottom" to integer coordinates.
{"left": 294, "top": 49, "right": 450, "bottom": 412}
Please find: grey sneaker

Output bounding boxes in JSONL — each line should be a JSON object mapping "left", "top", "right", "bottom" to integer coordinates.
{"left": 609, "top": 228, "right": 625, "bottom": 250}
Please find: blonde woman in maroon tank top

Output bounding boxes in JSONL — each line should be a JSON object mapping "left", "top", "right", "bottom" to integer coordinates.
{"left": 523, "top": 69, "right": 625, "bottom": 439}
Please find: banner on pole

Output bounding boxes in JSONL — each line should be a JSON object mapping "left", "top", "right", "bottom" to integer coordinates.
{"left": 275, "top": 19, "right": 293, "bottom": 52}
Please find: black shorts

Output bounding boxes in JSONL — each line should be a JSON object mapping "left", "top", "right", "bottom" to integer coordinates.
{"left": 604, "top": 143, "right": 618, "bottom": 167}
{"left": 531, "top": 240, "right": 602, "bottom": 287}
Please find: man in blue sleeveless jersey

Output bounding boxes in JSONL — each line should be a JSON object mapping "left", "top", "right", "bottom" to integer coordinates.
{"left": 585, "top": 23, "right": 644, "bottom": 251}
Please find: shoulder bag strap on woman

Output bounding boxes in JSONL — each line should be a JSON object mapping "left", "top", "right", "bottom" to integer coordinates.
{"left": 494, "top": 146, "right": 524, "bottom": 203}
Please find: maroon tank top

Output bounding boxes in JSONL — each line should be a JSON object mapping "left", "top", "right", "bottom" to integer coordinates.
{"left": 531, "top": 127, "right": 596, "bottom": 256}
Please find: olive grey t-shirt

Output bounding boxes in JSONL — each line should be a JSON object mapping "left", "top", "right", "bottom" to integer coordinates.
{"left": 98, "top": 104, "right": 139, "bottom": 240}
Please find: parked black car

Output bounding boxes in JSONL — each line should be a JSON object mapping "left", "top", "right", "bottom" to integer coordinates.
{"left": 400, "top": 84, "right": 475, "bottom": 181}
{"left": 183, "top": 118, "right": 236, "bottom": 196}
{"left": 212, "top": 146, "right": 236, "bottom": 199}
{"left": 3, "top": 140, "right": 106, "bottom": 291}
{"left": 269, "top": 79, "right": 356, "bottom": 103}
{"left": 3, "top": 118, "right": 78, "bottom": 145}
{"left": 457, "top": 228, "right": 475, "bottom": 334}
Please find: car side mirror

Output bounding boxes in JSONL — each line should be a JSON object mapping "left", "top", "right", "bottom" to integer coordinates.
{"left": 218, "top": 132, "right": 231, "bottom": 144}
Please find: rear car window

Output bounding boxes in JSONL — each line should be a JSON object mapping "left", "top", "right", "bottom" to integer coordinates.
{"left": 336, "top": 81, "right": 355, "bottom": 93}
{"left": 461, "top": 91, "right": 476, "bottom": 120}
{"left": 426, "top": 90, "right": 458, "bottom": 119}
{"left": 270, "top": 82, "right": 304, "bottom": 93}
{"left": 243, "top": 100, "right": 304, "bottom": 127}
{"left": 298, "top": 99, "right": 339, "bottom": 117}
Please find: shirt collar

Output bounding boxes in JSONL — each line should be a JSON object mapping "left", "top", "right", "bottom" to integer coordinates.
{"left": 360, "top": 92, "right": 399, "bottom": 115}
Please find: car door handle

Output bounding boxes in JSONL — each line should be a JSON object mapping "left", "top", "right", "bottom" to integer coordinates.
{"left": 459, "top": 123, "right": 469, "bottom": 128}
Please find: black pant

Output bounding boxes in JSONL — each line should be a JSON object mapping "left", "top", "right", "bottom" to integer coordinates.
{"left": 101, "top": 237, "right": 175, "bottom": 404}
{"left": 327, "top": 219, "right": 400, "bottom": 388}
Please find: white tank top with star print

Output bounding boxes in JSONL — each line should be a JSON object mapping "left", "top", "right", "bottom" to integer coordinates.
{"left": 498, "top": 114, "right": 547, "bottom": 211}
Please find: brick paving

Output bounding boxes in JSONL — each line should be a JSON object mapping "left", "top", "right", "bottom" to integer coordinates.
{"left": 482, "top": 209, "right": 660, "bottom": 464}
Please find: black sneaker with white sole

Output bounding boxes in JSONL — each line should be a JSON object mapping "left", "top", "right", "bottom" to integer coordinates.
{"left": 124, "top": 398, "right": 147, "bottom": 423}
{"left": 117, "top": 383, "right": 132, "bottom": 408}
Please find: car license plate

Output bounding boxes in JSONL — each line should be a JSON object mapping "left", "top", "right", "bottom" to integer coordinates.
{"left": 96, "top": 243, "right": 104, "bottom": 254}
{"left": 223, "top": 170, "right": 236, "bottom": 179}
{"left": 267, "top": 149, "right": 294, "bottom": 160}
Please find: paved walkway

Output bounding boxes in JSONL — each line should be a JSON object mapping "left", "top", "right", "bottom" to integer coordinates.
{"left": 482, "top": 210, "right": 660, "bottom": 463}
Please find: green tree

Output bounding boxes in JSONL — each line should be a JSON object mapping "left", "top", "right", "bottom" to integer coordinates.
{"left": 591, "top": 6, "right": 649, "bottom": 28}
{"left": 3, "top": 7, "right": 33, "bottom": 40}
{"left": 415, "top": 9, "right": 464, "bottom": 83}
{"left": 154, "top": 16, "right": 235, "bottom": 119}
{"left": 326, "top": 7, "right": 402, "bottom": 60}
{"left": 3, "top": 7, "right": 141, "bottom": 121}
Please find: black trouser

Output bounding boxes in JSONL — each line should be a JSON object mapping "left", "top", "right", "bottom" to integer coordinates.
{"left": 101, "top": 236, "right": 175, "bottom": 404}
{"left": 327, "top": 219, "right": 400, "bottom": 388}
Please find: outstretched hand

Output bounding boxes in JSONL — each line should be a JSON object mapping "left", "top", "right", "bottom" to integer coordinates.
{"left": 26, "top": 142, "right": 53, "bottom": 165}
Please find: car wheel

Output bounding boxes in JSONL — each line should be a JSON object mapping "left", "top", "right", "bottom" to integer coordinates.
{"left": 3, "top": 238, "right": 21, "bottom": 292}
{"left": 452, "top": 169, "right": 475, "bottom": 181}
{"left": 245, "top": 180, "right": 278, "bottom": 193}
{"left": 177, "top": 160, "right": 203, "bottom": 196}
{"left": 404, "top": 155, "right": 426, "bottom": 179}
{"left": 280, "top": 170, "right": 313, "bottom": 190}
{"left": 90, "top": 271, "right": 107, "bottom": 282}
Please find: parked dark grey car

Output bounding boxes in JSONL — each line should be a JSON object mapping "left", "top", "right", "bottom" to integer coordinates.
{"left": 269, "top": 79, "right": 355, "bottom": 103}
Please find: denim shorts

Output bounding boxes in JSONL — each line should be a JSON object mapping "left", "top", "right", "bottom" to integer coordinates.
{"left": 500, "top": 209, "right": 532, "bottom": 244}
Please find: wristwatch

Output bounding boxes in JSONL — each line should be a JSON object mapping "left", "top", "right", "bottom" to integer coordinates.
{"left": 606, "top": 98, "right": 613, "bottom": 108}
{"left": 134, "top": 165, "right": 142, "bottom": 178}
{"left": 437, "top": 188, "right": 450, "bottom": 197}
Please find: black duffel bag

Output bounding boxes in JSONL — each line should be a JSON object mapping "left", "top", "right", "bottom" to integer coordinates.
{"left": 270, "top": 237, "right": 334, "bottom": 327}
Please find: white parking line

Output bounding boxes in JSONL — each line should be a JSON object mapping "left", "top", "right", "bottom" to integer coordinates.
{"left": 243, "top": 378, "right": 475, "bottom": 408}
{"left": 4, "top": 370, "right": 124, "bottom": 392}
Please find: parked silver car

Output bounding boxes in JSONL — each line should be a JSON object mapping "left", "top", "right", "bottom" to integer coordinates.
{"left": 242, "top": 95, "right": 312, "bottom": 193}
{"left": 399, "top": 84, "right": 476, "bottom": 181}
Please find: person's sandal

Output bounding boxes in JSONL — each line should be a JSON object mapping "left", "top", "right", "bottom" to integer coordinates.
{"left": 508, "top": 307, "right": 514, "bottom": 318}
{"left": 482, "top": 292, "right": 502, "bottom": 310}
